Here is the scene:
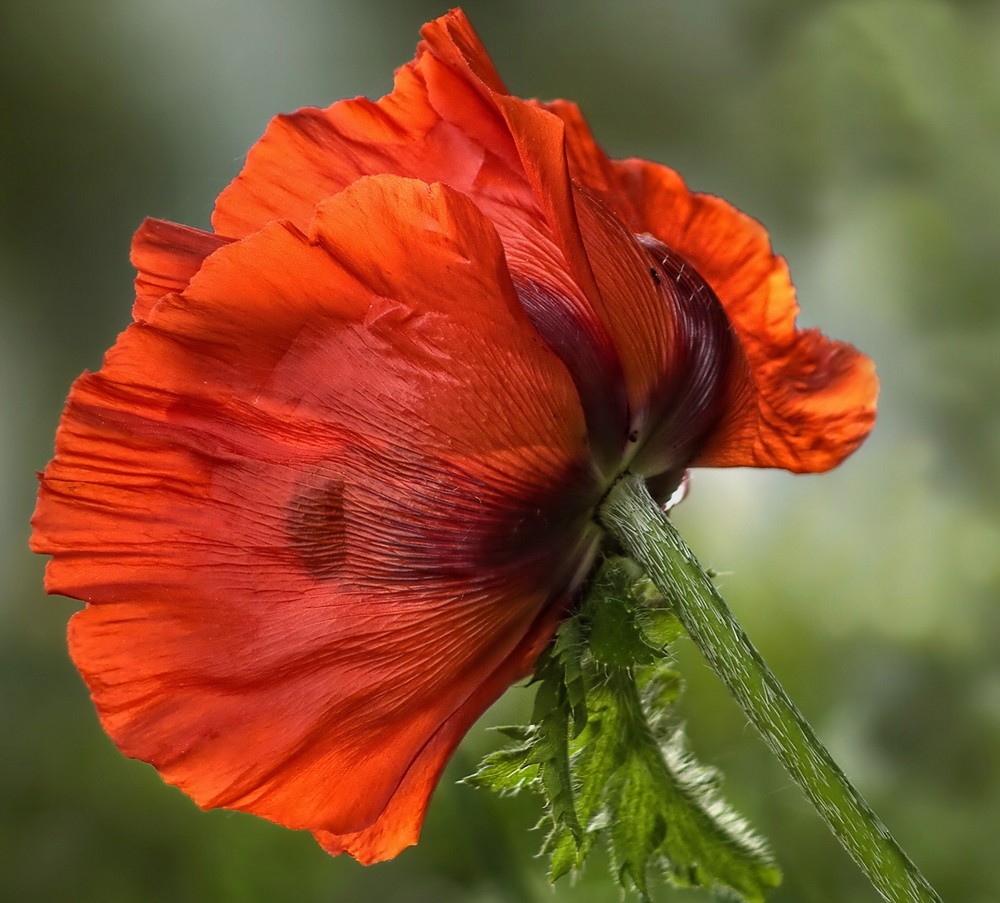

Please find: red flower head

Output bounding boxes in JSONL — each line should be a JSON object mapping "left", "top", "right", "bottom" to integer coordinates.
{"left": 31, "top": 9, "right": 876, "bottom": 863}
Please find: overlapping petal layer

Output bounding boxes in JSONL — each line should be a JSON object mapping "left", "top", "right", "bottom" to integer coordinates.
{"left": 209, "top": 9, "right": 875, "bottom": 475}
{"left": 131, "top": 218, "right": 231, "bottom": 320}
{"left": 209, "top": 11, "right": 729, "bottom": 473}
{"left": 540, "top": 98, "right": 878, "bottom": 472}
{"left": 33, "top": 177, "right": 600, "bottom": 860}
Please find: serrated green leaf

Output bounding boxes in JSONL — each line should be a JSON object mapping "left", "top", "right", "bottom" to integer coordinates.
{"left": 648, "top": 728, "right": 782, "bottom": 901}
{"left": 466, "top": 555, "right": 782, "bottom": 901}
{"left": 492, "top": 724, "right": 532, "bottom": 742}
{"left": 607, "top": 757, "right": 667, "bottom": 896}
{"left": 545, "top": 826, "right": 579, "bottom": 882}
{"left": 524, "top": 646, "right": 585, "bottom": 849}
{"left": 463, "top": 738, "right": 539, "bottom": 796}
{"left": 583, "top": 557, "right": 657, "bottom": 667}
{"left": 560, "top": 683, "right": 624, "bottom": 871}
{"left": 638, "top": 663, "right": 684, "bottom": 738}
{"left": 552, "top": 616, "right": 587, "bottom": 732}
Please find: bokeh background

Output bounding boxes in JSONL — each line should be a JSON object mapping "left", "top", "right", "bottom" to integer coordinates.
{"left": 3, "top": 0, "right": 998, "bottom": 900}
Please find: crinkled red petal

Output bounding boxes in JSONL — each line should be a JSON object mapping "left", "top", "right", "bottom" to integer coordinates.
{"left": 32, "top": 176, "right": 600, "bottom": 860}
{"left": 540, "top": 100, "right": 878, "bottom": 473}
{"left": 314, "top": 598, "right": 562, "bottom": 863}
{"left": 613, "top": 159, "right": 877, "bottom": 472}
{"left": 214, "top": 9, "right": 735, "bottom": 472}
{"left": 131, "top": 218, "right": 231, "bottom": 321}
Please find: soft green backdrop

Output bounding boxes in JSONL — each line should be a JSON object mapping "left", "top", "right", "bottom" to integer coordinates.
{"left": 3, "top": 1, "right": 998, "bottom": 900}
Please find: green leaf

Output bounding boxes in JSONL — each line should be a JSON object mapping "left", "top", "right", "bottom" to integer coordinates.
{"left": 584, "top": 557, "right": 655, "bottom": 667}
{"left": 551, "top": 614, "right": 587, "bottom": 732}
{"left": 463, "top": 733, "right": 539, "bottom": 796}
{"left": 466, "top": 556, "right": 782, "bottom": 901}
{"left": 612, "top": 712, "right": 781, "bottom": 900}
{"left": 607, "top": 753, "right": 667, "bottom": 896}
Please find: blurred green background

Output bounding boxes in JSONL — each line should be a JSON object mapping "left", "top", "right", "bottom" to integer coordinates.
{"left": 3, "top": 0, "right": 998, "bottom": 900}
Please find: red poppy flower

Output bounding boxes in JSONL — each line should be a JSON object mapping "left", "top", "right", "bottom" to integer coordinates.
{"left": 31, "top": 9, "right": 876, "bottom": 864}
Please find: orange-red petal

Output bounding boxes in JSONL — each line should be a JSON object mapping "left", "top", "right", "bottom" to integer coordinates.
{"left": 540, "top": 100, "right": 878, "bottom": 473}
{"left": 314, "top": 597, "right": 562, "bottom": 863}
{"left": 32, "top": 175, "right": 601, "bottom": 860}
{"left": 212, "top": 10, "right": 736, "bottom": 471}
{"left": 210, "top": 9, "right": 875, "bottom": 475}
{"left": 613, "top": 160, "right": 877, "bottom": 472}
{"left": 130, "top": 218, "right": 231, "bottom": 321}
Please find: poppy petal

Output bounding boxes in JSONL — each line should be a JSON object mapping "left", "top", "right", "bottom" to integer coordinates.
{"left": 209, "top": 10, "right": 637, "bottom": 470}
{"left": 33, "top": 175, "right": 600, "bottom": 859}
{"left": 210, "top": 10, "right": 526, "bottom": 240}
{"left": 613, "top": 160, "right": 878, "bottom": 472}
{"left": 538, "top": 101, "right": 878, "bottom": 473}
{"left": 418, "top": 23, "right": 791, "bottom": 474}
{"left": 425, "top": 18, "right": 706, "bottom": 468}
{"left": 533, "top": 99, "right": 628, "bottom": 213}
{"left": 571, "top": 185, "right": 738, "bottom": 473}
{"left": 131, "top": 218, "right": 231, "bottom": 321}
{"left": 314, "top": 597, "right": 562, "bottom": 863}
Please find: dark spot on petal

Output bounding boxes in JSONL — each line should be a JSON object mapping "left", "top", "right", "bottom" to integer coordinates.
{"left": 649, "top": 267, "right": 660, "bottom": 286}
{"left": 627, "top": 429, "right": 639, "bottom": 443}
{"left": 286, "top": 478, "right": 345, "bottom": 580}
